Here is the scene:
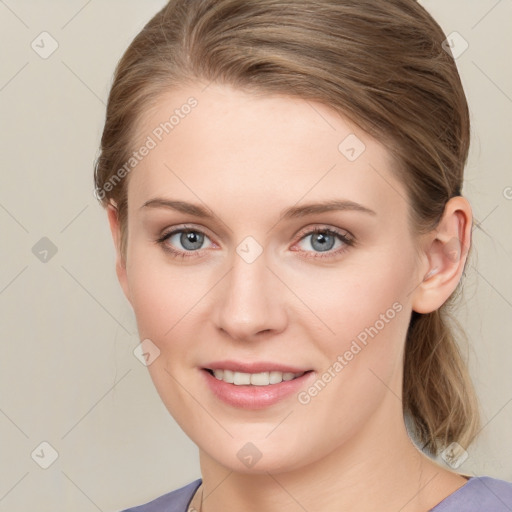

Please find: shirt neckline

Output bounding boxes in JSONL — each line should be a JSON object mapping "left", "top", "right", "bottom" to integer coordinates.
{"left": 187, "top": 475, "right": 476, "bottom": 512}
{"left": 429, "top": 475, "right": 474, "bottom": 511}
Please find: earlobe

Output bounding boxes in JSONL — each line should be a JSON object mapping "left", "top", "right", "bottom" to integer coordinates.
{"left": 412, "top": 196, "right": 472, "bottom": 314}
{"left": 106, "top": 203, "right": 132, "bottom": 304}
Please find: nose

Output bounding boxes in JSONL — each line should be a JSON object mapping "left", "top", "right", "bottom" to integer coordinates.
{"left": 214, "top": 247, "right": 288, "bottom": 342}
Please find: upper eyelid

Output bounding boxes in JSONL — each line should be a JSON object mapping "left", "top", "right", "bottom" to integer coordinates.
{"left": 160, "top": 223, "right": 214, "bottom": 238}
{"left": 296, "top": 225, "right": 353, "bottom": 240}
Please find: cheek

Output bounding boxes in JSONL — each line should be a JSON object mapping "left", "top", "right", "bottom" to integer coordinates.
{"left": 124, "top": 253, "right": 205, "bottom": 416}
{"left": 291, "top": 247, "right": 414, "bottom": 399}
{"left": 125, "top": 241, "right": 174, "bottom": 340}
{"left": 294, "top": 263, "right": 410, "bottom": 437}
{"left": 125, "top": 246, "right": 216, "bottom": 353}
{"left": 294, "top": 251, "right": 412, "bottom": 342}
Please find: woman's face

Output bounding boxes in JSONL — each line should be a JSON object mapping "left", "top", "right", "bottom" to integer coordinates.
{"left": 113, "top": 82, "right": 429, "bottom": 474}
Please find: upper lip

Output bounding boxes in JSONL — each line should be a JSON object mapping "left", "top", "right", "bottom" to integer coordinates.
{"left": 203, "top": 360, "right": 312, "bottom": 374}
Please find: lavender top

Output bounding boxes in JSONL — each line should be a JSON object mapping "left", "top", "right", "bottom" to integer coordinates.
{"left": 120, "top": 476, "right": 512, "bottom": 511}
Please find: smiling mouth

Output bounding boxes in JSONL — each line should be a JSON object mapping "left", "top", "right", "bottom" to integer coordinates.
{"left": 204, "top": 368, "right": 314, "bottom": 386}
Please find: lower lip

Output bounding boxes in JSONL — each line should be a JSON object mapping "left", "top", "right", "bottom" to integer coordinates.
{"left": 201, "top": 369, "right": 315, "bottom": 409}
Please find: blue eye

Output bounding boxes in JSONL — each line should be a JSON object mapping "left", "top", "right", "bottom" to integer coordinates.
{"left": 157, "top": 228, "right": 213, "bottom": 259}
{"left": 301, "top": 230, "right": 340, "bottom": 252}
{"left": 169, "top": 230, "right": 207, "bottom": 251}
{"left": 294, "top": 227, "right": 354, "bottom": 259}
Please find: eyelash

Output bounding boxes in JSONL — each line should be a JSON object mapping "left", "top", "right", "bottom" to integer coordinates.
{"left": 155, "top": 224, "right": 355, "bottom": 261}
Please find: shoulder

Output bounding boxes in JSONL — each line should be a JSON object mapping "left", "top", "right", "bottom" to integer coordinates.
{"left": 119, "top": 478, "right": 202, "bottom": 512}
{"left": 431, "top": 475, "right": 512, "bottom": 511}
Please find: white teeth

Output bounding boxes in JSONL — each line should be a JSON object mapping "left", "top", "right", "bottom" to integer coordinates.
{"left": 234, "top": 372, "right": 251, "bottom": 385}
{"left": 211, "top": 369, "right": 305, "bottom": 386}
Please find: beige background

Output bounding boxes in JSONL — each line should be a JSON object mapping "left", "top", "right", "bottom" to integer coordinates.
{"left": 0, "top": 1, "right": 511, "bottom": 510}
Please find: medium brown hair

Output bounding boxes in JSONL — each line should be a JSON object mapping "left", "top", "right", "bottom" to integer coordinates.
{"left": 94, "top": 0, "right": 480, "bottom": 455}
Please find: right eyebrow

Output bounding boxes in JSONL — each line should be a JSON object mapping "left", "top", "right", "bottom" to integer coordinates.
{"left": 140, "top": 198, "right": 214, "bottom": 218}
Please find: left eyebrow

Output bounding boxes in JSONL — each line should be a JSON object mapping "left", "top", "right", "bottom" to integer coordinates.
{"left": 279, "top": 199, "right": 377, "bottom": 219}
{"left": 140, "top": 198, "right": 377, "bottom": 219}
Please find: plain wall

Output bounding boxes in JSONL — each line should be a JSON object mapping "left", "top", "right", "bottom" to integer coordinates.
{"left": 0, "top": 1, "right": 511, "bottom": 510}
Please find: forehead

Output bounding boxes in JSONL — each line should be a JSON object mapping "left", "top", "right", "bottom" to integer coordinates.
{"left": 127, "top": 83, "right": 408, "bottom": 223}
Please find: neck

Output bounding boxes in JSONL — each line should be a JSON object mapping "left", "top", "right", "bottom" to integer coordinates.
{"left": 197, "top": 391, "right": 463, "bottom": 512}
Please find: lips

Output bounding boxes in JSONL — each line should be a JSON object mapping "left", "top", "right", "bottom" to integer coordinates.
{"left": 201, "top": 366, "right": 316, "bottom": 409}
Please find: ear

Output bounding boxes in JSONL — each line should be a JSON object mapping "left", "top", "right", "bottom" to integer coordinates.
{"left": 106, "top": 202, "right": 132, "bottom": 304}
{"left": 411, "top": 196, "right": 472, "bottom": 314}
